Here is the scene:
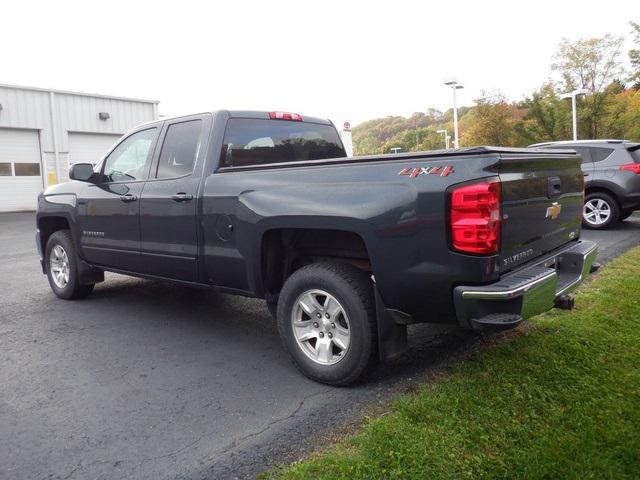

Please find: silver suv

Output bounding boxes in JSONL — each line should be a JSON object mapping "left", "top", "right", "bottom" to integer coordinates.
{"left": 529, "top": 140, "right": 640, "bottom": 229}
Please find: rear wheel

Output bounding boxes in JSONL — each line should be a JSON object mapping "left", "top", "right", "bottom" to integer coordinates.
{"left": 45, "top": 230, "right": 95, "bottom": 299}
{"left": 583, "top": 192, "right": 619, "bottom": 229}
{"left": 276, "top": 262, "right": 376, "bottom": 386}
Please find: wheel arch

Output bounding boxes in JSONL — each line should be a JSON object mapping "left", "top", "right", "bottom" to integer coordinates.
{"left": 259, "top": 227, "right": 372, "bottom": 302}
{"left": 38, "top": 215, "right": 72, "bottom": 255}
{"left": 584, "top": 183, "right": 622, "bottom": 209}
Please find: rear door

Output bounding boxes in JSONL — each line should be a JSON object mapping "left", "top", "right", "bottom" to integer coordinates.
{"left": 138, "top": 115, "right": 208, "bottom": 281}
{"left": 572, "top": 147, "right": 595, "bottom": 180}
{"left": 498, "top": 151, "right": 583, "bottom": 272}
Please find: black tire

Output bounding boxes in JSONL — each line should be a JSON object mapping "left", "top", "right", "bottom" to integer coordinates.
{"left": 619, "top": 209, "right": 635, "bottom": 221}
{"left": 582, "top": 192, "right": 619, "bottom": 230}
{"left": 45, "top": 230, "right": 95, "bottom": 300}
{"left": 276, "top": 261, "right": 376, "bottom": 386}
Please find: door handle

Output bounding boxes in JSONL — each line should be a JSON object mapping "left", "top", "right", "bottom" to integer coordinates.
{"left": 171, "top": 193, "right": 193, "bottom": 202}
{"left": 547, "top": 176, "right": 561, "bottom": 198}
{"left": 120, "top": 194, "right": 138, "bottom": 202}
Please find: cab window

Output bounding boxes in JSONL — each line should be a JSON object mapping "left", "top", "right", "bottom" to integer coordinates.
{"left": 102, "top": 128, "right": 157, "bottom": 182}
{"left": 220, "top": 118, "right": 346, "bottom": 168}
{"left": 155, "top": 120, "right": 203, "bottom": 179}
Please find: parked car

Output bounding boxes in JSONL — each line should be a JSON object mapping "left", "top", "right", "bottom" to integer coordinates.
{"left": 529, "top": 140, "right": 640, "bottom": 229}
{"left": 36, "top": 111, "right": 597, "bottom": 385}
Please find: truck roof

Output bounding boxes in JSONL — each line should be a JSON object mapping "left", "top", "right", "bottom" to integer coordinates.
{"left": 141, "top": 110, "right": 334, "bottom": 127}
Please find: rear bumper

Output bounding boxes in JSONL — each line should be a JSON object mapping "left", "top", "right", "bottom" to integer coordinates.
{"left": 453, "top": 240, "right": 598, "bottom": 330}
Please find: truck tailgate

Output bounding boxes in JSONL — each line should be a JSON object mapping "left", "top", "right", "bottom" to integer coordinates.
{"left": 498, "top": 152, "right": 583, "bottom": 272}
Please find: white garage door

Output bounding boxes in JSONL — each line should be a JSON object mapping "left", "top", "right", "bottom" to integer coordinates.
{"left": 68, "top": 132, "right": 122, "bottom": 165}
{"left": 0, "top": 129, "right": 43, "bottom": 212}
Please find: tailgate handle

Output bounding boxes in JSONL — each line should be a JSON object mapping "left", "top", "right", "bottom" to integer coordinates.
{"left": 547, "top": 176, "right": 561, "bottom": 198}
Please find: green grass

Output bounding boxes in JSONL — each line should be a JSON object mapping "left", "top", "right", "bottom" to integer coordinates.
{"left": 276, "top": 246, "right": 640, "bottom": 479}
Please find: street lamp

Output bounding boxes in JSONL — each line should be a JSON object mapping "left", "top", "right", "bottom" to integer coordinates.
{"left": 560, "top": 88, "right": 589, "bottom": 141}
{"left": 436, "top": 129, "right": 450, "bottom": 149}
{"left": 444, "top": 78, "right": 464, "bottom": 148}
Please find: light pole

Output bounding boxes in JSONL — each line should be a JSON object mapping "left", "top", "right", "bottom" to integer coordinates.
{"left": 444, "top": 78, "right": 464, "bottom": 148}
{"left": 560, "top": 88, "right": 588, "bottom": 141}
{"left": 436, "top": 129, "right": 450, "bottom": 149}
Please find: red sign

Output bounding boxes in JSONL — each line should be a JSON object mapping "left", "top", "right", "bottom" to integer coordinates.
{"left": 343, "top": 121, "right": 351, "bottom": 132}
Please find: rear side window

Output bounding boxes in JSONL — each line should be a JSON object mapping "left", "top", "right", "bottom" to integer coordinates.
{"left": 629, "top": 148, "right": 640, "bottom": 163}
{"left": 589, "top": 147, "right": 614, "bottom": 162}
{"left": 570, "top": 147, "right": 592, "bottom": 164}
{"left": 220, "top": 118, "right": 346, "bottom": 168}
{"left": 156, "top": 120, "right": 202, "bottom": 178}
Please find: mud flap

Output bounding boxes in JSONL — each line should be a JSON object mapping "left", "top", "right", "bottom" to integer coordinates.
{"left": 374, "top": 286, "right": 408, "bottom": 362}
{"left": 78, "top": 258, "right": 105, "bottom": 285}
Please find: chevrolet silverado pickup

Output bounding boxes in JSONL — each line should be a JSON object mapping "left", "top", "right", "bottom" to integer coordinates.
{"left": 36, "top": 111, "right": 598, "bottom": 385}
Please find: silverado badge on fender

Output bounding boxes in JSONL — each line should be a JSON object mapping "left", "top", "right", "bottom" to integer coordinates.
{"left": 545, "top": 202, "right": 562, "bottom": 220}
{"left": 398, "top": 166, "right": 454, "bottom": 178}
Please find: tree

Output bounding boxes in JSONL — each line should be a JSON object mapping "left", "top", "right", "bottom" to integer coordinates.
{"left": 630, "top": 21, "right": 640, "bottom": 89}
{"left": 460, "top": 92, "right": 519, "bottom": 147}
{"left": 552, "top": 35, "right": 625, "bottom": 137}
{"left": 517, "top": 84, "right": 572, "bottom": 144}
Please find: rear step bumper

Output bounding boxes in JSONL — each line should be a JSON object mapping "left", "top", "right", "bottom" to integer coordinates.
{"left": 453, "top": 240, "right": 598, "bottom": 331}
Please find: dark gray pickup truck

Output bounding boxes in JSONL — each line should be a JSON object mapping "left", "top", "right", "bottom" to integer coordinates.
{"left": 36, "top": 111, "right": 598, "bottom": 385}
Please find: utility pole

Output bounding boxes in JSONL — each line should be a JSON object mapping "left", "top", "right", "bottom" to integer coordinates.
{"left": 444, "top": 78, "right": 464, "bottom": 148}
{"left": 560, "top": 88, "right": 589, "bottom": 140}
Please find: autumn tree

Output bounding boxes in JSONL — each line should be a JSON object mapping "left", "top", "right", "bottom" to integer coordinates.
{"left": 552, "top": 35, "right": 625, "bottom": 137}
{"left": 630, "top": 21, "right": 640, "bottom": 88}
{"left": 460, "top": 92, "right": 519, "bottom": 147}
{"left": 517, "top": 84, "right": 572, "bottom": 144}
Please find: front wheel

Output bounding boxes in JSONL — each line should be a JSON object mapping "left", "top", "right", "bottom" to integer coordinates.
{"left": 45, "top": 230, "right": 95, "bottom": 299}
{"left": 276, "top": 262, "right": 376, "bottom": 386}
{"left": 582, "top": 192, "right": 619, "bottom": 229}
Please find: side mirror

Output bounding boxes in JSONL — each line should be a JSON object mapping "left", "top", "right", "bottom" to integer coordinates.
{"left": 69, "top": 163, "right": 96, "bottom": 182}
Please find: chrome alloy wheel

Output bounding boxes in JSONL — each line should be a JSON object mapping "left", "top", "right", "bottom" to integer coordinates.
{"left": 50, "top": 245, "right": 70, "bottom": 289}
{"left": 584, "top": 198, "right": 611, "bottom": 226}
{"left": 291, "top": 289, "right": 351, "bottom": 365}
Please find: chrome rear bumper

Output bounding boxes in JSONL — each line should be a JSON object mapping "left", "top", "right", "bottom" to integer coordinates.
{"left": 453, "top": 240, "right": 598, "bottom": 330}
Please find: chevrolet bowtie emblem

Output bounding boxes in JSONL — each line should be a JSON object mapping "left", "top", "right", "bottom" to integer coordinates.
{"left": 546, "top": 202, "right": 562, "bottom": 220}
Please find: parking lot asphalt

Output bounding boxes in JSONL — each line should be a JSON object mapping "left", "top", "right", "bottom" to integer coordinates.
{"left": 1, "top": 212, "right": 639, "bottom": 480}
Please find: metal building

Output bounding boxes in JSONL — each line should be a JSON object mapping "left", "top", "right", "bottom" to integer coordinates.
{"left": 0, "top": 84, "right": 158, "bottom": 212}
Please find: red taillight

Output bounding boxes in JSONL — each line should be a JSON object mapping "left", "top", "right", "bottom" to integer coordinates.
{"left": 620, "top": 163, "right": 640, "bottom": 174}
{"left": 269, "top": 111, "right": 303, "bottom": 121}
{"left": 450, "top": 181, "right": 501, "bottom": 254}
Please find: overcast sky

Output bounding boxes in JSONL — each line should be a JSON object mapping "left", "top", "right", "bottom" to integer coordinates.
{"left": 2, "top": 0, "right": 637, "bottom": 127}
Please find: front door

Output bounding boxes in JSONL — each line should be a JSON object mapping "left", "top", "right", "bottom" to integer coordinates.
{"left": 76, "top": 127, "right": 159, "bottom": 271}
{"left": 139, "top": 117, "right": 205, "bottom": 281}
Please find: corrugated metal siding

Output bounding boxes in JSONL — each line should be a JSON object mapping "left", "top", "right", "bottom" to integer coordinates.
{"left": 0, "top": 87, "right": 52, "bottom": 150}
{"left": 55, "top": 93, "right": 155, "bottom": 151}
{"left": 0, "top": 85, "right": 157, "bottom": 154}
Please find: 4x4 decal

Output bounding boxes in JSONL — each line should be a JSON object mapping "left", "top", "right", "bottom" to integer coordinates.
{"left": 398, "top": 166, "right": 454, "bottom": 178}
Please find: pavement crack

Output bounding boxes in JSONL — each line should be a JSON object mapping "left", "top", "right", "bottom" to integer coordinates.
{"left": 139, "top": 434, "right": 205, "bottom": 464}
{"left": 211, "top": 387, "right": 334, "bottom": 459}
